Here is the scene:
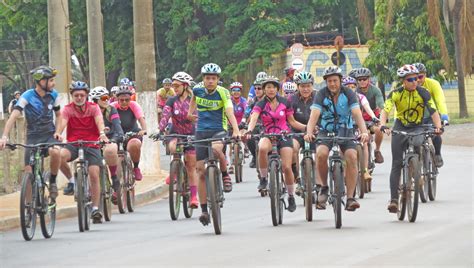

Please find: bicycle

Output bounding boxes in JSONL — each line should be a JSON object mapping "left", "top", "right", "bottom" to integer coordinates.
{"left": 295, "top": 133, "right": 317, "bottom": 222}
{"left": 98, "top": 153, "right": 112, "bottom": 222}
{"left": 6, "top": 142, "right": 62, "bottom": 241}
{"left": 150, "top": 133, "right": 194, "bottom": 220}
{"left": 116, "top": 132, "right": 141, "bottom": 214}
{"left": 231, "top": 136, "right": 244, "bottom": 184}
{"left": 353, "top": 129, "right": 366, "bottom": 199}
{"left": 316, "top": 134, "right": 357, "bottom": 229}
{"left": 188, "top": 136, "right": 235, "bottom": 235}
{"left": 420, "top": 124, "right": 444, "bottom": 202}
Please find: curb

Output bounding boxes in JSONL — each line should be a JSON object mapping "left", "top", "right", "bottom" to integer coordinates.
{"left": 0, "top": 182, "right": 168, "bottom": 232}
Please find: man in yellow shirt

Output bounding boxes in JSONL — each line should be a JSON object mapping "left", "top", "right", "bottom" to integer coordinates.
{"left": 156, "top": 78, "right": 175, "bottom": 122}
{"left": 413, "top": 63, "right": 448, "bottom": 167}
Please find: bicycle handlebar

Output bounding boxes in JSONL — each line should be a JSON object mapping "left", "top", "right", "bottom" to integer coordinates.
{"left": 6, "top": 142, "right": 66, "bottom": 151}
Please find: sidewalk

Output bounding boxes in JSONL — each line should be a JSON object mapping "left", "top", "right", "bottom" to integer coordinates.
{"left": 0, "top": 170, "right": 168, "bottom": 231}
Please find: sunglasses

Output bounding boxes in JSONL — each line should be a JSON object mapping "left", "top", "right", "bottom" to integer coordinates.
{"left": 171, "top": 83, "right": 183, "bottom": 88}
{"left": 255, "top": 87, "right": 262, "bottom": 90}
{"left": 99, "top": 95, "right": 109, "bottom": 101}
{"left": 72, "top": 94, "right": 87, "bottom": 98}
{"left": 357, "top": 77, "right": 368, "bottom": 82}
{"left": 418, "top": 74, "right": 425, "bottom": 79}
{"left": 406, "top": 77, "right": 418, "bottom": 83}
{"left": 119, "top": 98, "right": 131, "bottom": 102}
{"left": 231, "top": 88, "right": 241, "bottom": 92}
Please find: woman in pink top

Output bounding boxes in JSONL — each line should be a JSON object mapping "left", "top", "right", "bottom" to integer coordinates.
{"left": 245, "top": 76, "right": 305, "bottom": 212}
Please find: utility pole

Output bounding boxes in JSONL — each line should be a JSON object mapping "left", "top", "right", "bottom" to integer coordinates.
{"left": 47, "top": 0, "right": 71, "bottom": 94}
{"left": 86, "top": 0, "right": 106, "bottom": 88}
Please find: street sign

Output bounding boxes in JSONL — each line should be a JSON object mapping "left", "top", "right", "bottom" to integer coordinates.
{"left": 290, "top": 43, "right": 304, "bottom": 57}
{"left": 331, "top": 51, "right": 346, "bottom": 66}
{"left": 291, "top": 58, "right": 304, "bottom": 71}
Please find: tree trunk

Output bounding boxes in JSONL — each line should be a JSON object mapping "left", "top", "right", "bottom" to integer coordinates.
{"left": 106, "top": 68, "right": 121, "bottom": 89}
{"left": 453, "top": 0, "right": 468, "bottom": 117}
{"left": 86, "top": 0, "right": 106, "bottom": 88}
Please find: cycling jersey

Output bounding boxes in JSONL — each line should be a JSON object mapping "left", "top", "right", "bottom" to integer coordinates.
{"left": 357, "top": 84, "right": 383, "bottom": 120}
{"left": 193, "top": 85, "right": 233, "bottom": 131}
{"left": 102, "top": 106, "right": 124, "bottom": 140}
{"left": 384, "top": 86, "right": 437, "bottom": 126}
{"left": 14, "top": 88, "right": 60, "bottom": 138}
{"left": 311, "top": 86, "right": 360, "bottom": 133}
{"left": 159, "top": 95, "right": 196, "bottom": 135}
{"left": 62, "top": 102, "right": 101, "bottom": 148}
{"left": 111, "top": 101, "right": 144, "bottom": 133}
{"left": 252, "top": 95, "right": 293, "bottom": 134}
{"left": 422, "top": 77, "right": 448, "bottom": 115}
{"left": 156, "top": 88, "right": 175, "bottom": 108}
{"left": 288, "top": 92, "right": 314, "bottom": 133}
{"left": 232, "top": 96, "right": 247, "bottom": 124}
{"left": 247, "top": 85, "right": 256, "bottom": 99}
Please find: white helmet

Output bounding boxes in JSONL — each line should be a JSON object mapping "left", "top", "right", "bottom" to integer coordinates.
{"left": 230, "top": 81, "right": 243, "bottom": 89}
{"left": 397, "top": 64, "right": 419, "bottom": 78}
{"left": 89, "top": 86, "right": 109, "bottom": 100}
{"left": 172, "top": 71, "right": 193, "bottom": 85}
{"left": 201, "top": 63, "right": 221, "bottom": 75}
{"left": 110, "top": 86, "right": 119, "bottom": 94}
{"left": 256, "top": 71, "right": 267, "bottom": 80}
{"left": 282, "top": 82, "right": 297, "bottom": 94}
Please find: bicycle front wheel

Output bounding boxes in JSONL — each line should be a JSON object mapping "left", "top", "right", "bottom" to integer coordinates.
{"left": 117, "top": 159, "right": 127, "bottom": 214}
{"left": 407, "top": 156, "right": 420, "bottom": 222}
{"left": 169, "top": 160, "right": 181, "bottom": 220}
{"left": 40, "top": 171, "right": 56, "bottom": 238}
{"left": 269, "top": 160, "right": 281, "bottom": 226}
{"left": 206, "top": 165, "right": 222, "bottom": 235}
{"left": 428, "top": 145, "right": 437, "bottom": 201}
{"left": 355, "top": 144, "right": 365, "bottom": 198}
{"left": 101, "top": 166, "right": 113, "bottom": 222}
{"left": 419, "top": 147, "right": 429, "bottom": 203}
{"left": 126, "top": 157, "right": 135, "bottom": 213}
{"left": 182, "top": 170, "right": 193, "bottom": 219}
{"left": 76, "top": 167, "right": 87, "bottom": 232}
{"left": 20, "top": 172, "right": 36, "bottom": 241}
{"left": 234, "top": 146, "right": 243, "bottom": 183}
{"left": 302, "top": 158, "right": 314, "bottom": 222}
{"left": 332, "top": 162, "right": 344, "bottom": 229}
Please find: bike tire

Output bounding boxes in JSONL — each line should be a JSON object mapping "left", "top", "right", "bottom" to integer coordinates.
{"left": 20, "top": 172, "right": 36, "bottom": 241}
{"left": 40, "top": 171, "right": 56, "bottom": 238}
{"left": 269, "top": 160, "right": 280, "bottom": 226}
{"left": 303, "top": 158, "right": 314, "bottom": 222}
{"left": 117, "top": 159, "right": 127, "bottom": 214}
{"left": 407, "top": 156, "right": 420, "bottom": 222}
{"left": 419, "top": 147, "right": 429, "bottom": 203}
{"left": 397, "top": 166, "right": 407, "bottom": 221}
{"left": 76, "top": 167, "right": 86, "bottom": 232}
{"left": 428, "top": 148, "right": 437, "bottom": 201}
{"left": 206, "top": 165, "right": 222, "bottom": 235}
{"left": 182, "top": 170, "right": 193, "bottom": 219}
{"left": 332, "top": 162, "right": 344, "bottom": 229}
{"left": 102, "top": 166, "right": 113, "bottom": 222}
{"left": 169, "top": 160, "right": 181, "bottom": 220}
{"left": 126, "top": 156, "right": 135, "bottom": 213}
{"left": 355, "top": 144, "right": 365, "bottom": 198}
{"left": 234, "top": 144, "right": 241, "bottom": 183}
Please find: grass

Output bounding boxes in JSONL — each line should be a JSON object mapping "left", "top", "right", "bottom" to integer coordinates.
{"left": 448, "top": 116, "right": 474, "bottom": 125}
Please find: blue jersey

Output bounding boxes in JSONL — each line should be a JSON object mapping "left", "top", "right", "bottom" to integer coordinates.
{"left": 248, "top": 85, "right": 256, "bottom": 99}
{"left": 14, "top": 88, "right": 60, "bottom": 137}
{"left": 193, "top": 85, "right": 233, "bottom": 131}
{"left": 311, "top": 86, "right": 359, "bottom": 133}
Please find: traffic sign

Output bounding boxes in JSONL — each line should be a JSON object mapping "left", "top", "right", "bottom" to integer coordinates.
{"left": 291, "top": 58, "right": 304, "bottom": 71}
{"left": 290, "top": 43, "right": 304, "bottom": 57}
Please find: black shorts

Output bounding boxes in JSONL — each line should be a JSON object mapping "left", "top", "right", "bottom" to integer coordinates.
{"left": 261, "top": 136, "right": 294, "bottom": 150}
{"left": 167, "top": 133, "right": 196, "bottom": 154}
{"left": 195, "top": 130, "right": 227, "bottom": 161}
{"left": 24, "top": 134, "right": 57, "bottom": 165}
{"left": 64, "top": 145, "right": 103, "bottom": 167}
{"left": 316, "top": 132, "right": 357, "bottom": 152}
{"left": 293, "top": 135, "right": 316, "bottom": 151}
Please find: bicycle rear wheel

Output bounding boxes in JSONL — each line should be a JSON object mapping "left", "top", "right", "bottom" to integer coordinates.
{"left": 117, "top": 159, "right": 127, "bottom": 214}
{"left": 428, "top": 145, "right": 437, "bottom": 201}
{"left": 169, "top": 160, "right": 181, "bottom": 220}
{"left": 397, "top": 168, "right": 407, "bottom": 221}
{"left": 302, "top": 158, "right": 314, "bottom": 222}
{"left": 182, "top": 170, "right": 193, "bottom": 219}
{"left": 126, "top": 157, "right": 135, "bottom": 213}
{"left": 332, "top": 162, "right": 344, "bottom": 229}
{"left": 419, "top": 147, "right": 429, "bottom": 203}
{"left": 101, "top": 166, "right": 113, "bottom": 222}
{"left": 269, "top": 160, "right": 280, "bottom": 226}
{"left": 206, "top": 165, "right": 222, "bottom": 235}
{"left": 355, "top": 144, "right": 365, "bottom": 198}
{"left": 20, "top": 172, "right": 36, "bottom": 241}
{"left": 234, "top": 144, "right": 242, "bottom": 183}
{"left": 76, "top": 167, "right": 87, "bottom": 232}
{"left": 407, "top": 157, "right": 420, "bottom": 222}
{"left": 40, "top": 171, "right": 56, "bottom": 238}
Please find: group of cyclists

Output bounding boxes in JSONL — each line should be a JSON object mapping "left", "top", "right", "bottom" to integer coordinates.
{"left": 0, "top": 59, "right": 448, "bottom": 232}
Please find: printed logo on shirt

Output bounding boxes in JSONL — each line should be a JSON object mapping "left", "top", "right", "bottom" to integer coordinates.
{"left": 48, "top": 104, "right": 53, "bottom": 110}
{"left": 279, "top": 111, "right": 284, "bottom": 116}
{"left": 174, "top": 110, "right": 179, "bottom": 115}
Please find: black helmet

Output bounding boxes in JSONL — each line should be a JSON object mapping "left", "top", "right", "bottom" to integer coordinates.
{"left": 30, "top": 65, "right": 58, "bottom": 81}
{"left": 412, "top": 63, "right": 427, "bottom": 73}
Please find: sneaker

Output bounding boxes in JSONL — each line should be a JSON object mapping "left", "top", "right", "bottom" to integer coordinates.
{"left": 199, "top": 212, "right": 210, "bottom": 226}
{"left": 63, "top": 182, "right": 75, "bottom": 196}
{"left": 190, "top": 196, "right": 199, "bottom": 209}
{"left": 257, "top": 178, "right": 268, "bottom": 191}
{"left": 49, "top": 183, "right": 58, "bottom": 200}
{"left": 133, "top": 168, "right": 143, "bottom": 181}
{"left": 288, "top": 196, "right": 296, "bottom": 212}
{"left": 374, "top": 150, "right": 384, "bottom": 164}
{"left": 363, "top": 171, "right": 372, "bottom": 181}
{"left": 316, "top": 186, "right": 329, "bottom": 210}
{"left": 229, "top": 166, "right": 234, "bottom": 174}
{"left": 249, "top": 157, "right": 256, "bottom": 168}
{"left": 387, "top": 199, "right": 398, "bottom": 213}
{"left": 92, "top": 209, "right": 103, "bottom": 224}
{"left": 435, "top": 155, "right": 443, "bottom": 168}
{"left": 346, "top": 198, "right": 360, "bottom": 211}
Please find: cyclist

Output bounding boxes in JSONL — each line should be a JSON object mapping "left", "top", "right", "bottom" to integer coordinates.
{"left": 343, "top": 76, "right": 379, "bottom": 181}
{"left": 247, "top": 71, "right": 267, "bottom": 102}
{"left": 228, "top": 81, "right": 247, "bottom": 174}
{"left": 283, "top": 67, "right": 296, "bottom": 83}
{"left": 304, "top": 66, "right": 369, "bottom": 211}
{"left": 157, "top": 78, "right": 175, "bottom": 122}
{"left": 282, "top": 81, "right": 297, "bottom": 99}
{"left": 243, "top": 78, "right": 265, "bottom": 168}
{"left": 7, "top": 91, "right": 21, "bottom": 114}
{"left": 56, "top": 81, "right": 109, "bottom": 223}
{"left": 109, "top": 86, "right": 119, "bottom": 103}
{"left": 412, "top": 62, "right": 448, "bottom": 167}
{"left": 245, "top": 76, "right": 306, "bottom": 212}
{"left": 354, "top": 67, "right": 385, "bottom": 164}
{"left": 0, "top": 65, "right": 61, "bottom": 200}
{"left": 111, "top": 85, "right": 148, "bottom": 181}
{"left": 288, "top": 72, "right": 316, "bottom": 191}
{"left": 89, "top": 86, "right": 124, "bottom": 204}
{"left": 187, "top": 63, "right": 240, "bottom": 226}
{"left": 159, "top": 71, "right": 199, "bottom": 208}
{"left": 379, "top": 64, "right": 442, "bottom": 213}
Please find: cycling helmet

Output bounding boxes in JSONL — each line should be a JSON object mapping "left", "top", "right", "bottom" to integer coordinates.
{"left": 322, "top": 66, "right": 343, "bottom": 79}
{"left": 70, "top": 81, "right": 89, "bottom": 94}
{"left": 13, "top": 91, "right": 21, "bottom": 95}
{"left": 256, "top": 71, "right": 267, "bottom": 81}
{"left": 30, "top": 65, "right": 58, "bottom": 81}
{"left": 262, "top": 76, "right": 280, "bottom": 89}
{"left": 119, "top": 77, "right": 130, "bottom": 85}
{"left": 397, "top": 64, "right": 419, "bottom": 78}
{"left": 172, "top": 72, "right": 193, "bottom": 85}
{"left": 294, "top": 71, "right": 314, "bottom": 85}
{"left": 412, "top": 62, "right": 427, "bottom": 73}
{"left": 282, "top": 82, "right": 297, "bottom": 94}
{"left": 284, "top": 67, "right": 295, "bottom": 75}
{"left": 89, "top": 86, "right": 109, "bottom": 100}
{"left": 201, "top": 63, "right": 221, "bottom": 75}
{"left": 348, "top": 68, "right": 359, "bottom": 78}
{"left": 353, "top": 67, "right": 372, "bottom": 78}
{"left": 342, "top": 76, "right": 357, "bottom": 86}
{"left": 230, "top": 82, "right": 243, "bottom": 90}
{"left": 110, "top": 86, "right": 119, "bottom": 94}
{"left": 162, "top": 78, "right": 172, "bottom": 84}
{"left": 116, "top": 85, "right": 133, "bottom": 96}
{"left": 189, "top": 81, "right": 196, "bottom": 88}
{"left": 253, "top": 79, "right": 263, "bottom": 86}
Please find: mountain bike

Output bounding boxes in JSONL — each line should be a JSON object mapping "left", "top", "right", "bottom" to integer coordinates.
{"left": 117, "top": 132, "right": 141, "bottom": 214}
{"left": 294, "top": 133, "right": 316, "bottom": 222}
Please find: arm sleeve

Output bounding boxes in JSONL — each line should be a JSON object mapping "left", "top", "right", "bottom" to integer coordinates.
{"left": 252, "top": 101, "right": 264, "bottom": 114}
{"left": 346, "top": 90, "right": 360, "bottom": 110}
{"left": 110, "top": 109, "right": 124, "bottom": 138}
{"left": 13, "top": 96, "right": 28, "bottom": 112}
{"left": 129, "top": 101, "right": 144, "bottom": 119}
{"left": 222, "top": 89, "right": 233, "bottom": 109}
{"left": 248, "top": 85, "right": 255, "bottom": 98}
{"left": 383, "top": 91, "right": 395, "bottom": 114}
{"left": 373, "top": 86, "right": 385, "bottom": 109}
{"left": 310, "top": 91, "right": 324, "bottom": 111}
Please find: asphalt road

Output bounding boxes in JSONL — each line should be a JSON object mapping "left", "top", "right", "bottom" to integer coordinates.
{"left": 1, "top": 143, "right": 472, "bottom": 267}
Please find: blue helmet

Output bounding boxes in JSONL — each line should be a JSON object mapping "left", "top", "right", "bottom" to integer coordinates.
{"left": 70, "top": 81, "right": 89, "bottom": 94}
{"left": 120, "top": 77, "right": 131, "bottom": 85}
